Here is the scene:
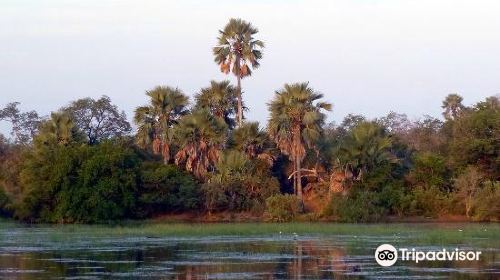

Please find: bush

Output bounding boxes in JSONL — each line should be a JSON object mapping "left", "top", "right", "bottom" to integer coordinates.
{"left": 263, "top": 194, "right": 300, "bottom": 222}
{"left": 139, "top": 162, "right": 200, "bottom": 216}
{"left": 323, "top": 192, "right": 384, "bottom": 222}
{"left": 16, "top": 141, "right": 141, "bottom": 223}
{"left": 407, "top": 186, "right": 454, "bottom": 217}
{"left": 0, "top": 188, "right": 11, "bottom": 216}
{"left": 472, "top": 184, "right": 500, "bottom": 221}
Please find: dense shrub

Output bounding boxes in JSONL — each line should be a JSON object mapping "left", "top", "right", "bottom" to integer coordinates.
{"left": 263, "top": 194, "right": 300, "bottom": 222}
{"left": 324, "top": 192, "right": 384, "bottom": 222}
{"left": 471, "top": 184, "right": 500, "bottom": 221}
{"left": 203, "top": 174, "right": 280, "bottom": 212}
{"left": 16, "top": 141, "right": 141, "bottom": 223}
{"left": 139, "top": 162, "right": 200, "bottom": 216}
{"left": 407, "top": 186, "right": 453, "bottom": 217}
{"left": 203, "top": 151, "right": 280, "bottom": 212}
{"left": 0, "top": 188, "right": 11, "bottom": 216}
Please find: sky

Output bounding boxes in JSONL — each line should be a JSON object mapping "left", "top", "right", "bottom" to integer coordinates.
{"left": 1, "top": 0, "right": 499, "bottom": 135}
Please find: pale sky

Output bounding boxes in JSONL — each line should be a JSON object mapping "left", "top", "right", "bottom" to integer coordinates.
{"left": 1, "top": 0, "right": 499, "bottom": 135}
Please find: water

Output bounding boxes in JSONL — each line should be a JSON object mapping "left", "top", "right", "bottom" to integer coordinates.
{"left": 0, "top": 222, "right": 499, "bottom": 279}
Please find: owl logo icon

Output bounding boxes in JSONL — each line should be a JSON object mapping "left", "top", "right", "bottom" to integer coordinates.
{"left": 375, "top": 244, "right": 398, "bottom": 266}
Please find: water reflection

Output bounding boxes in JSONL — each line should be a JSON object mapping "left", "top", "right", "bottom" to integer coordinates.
{"left": 0, "top": 227, "right": 499, "bottom": 279}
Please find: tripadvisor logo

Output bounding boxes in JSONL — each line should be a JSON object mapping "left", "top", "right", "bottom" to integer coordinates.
{"left": 375, "top": 244, "right": 482, "bottom": 267}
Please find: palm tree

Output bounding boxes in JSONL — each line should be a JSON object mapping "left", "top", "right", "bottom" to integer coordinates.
{"left": 267, "top": 82, "right": 332, "bottom": 203}
{"left": 213, "top": 18, "right": 264, "bottom": 127}
{"left": 36, "top": 113, "right": 84, "bottom": 146}
{"left": 134, "top": 86, "right": 189, "bottom": 165}
{"left": 174, "top": 109, "right": 227, "bottom": 178}
{"left": 442, "top": 93, "right": 464, "bottom": 120}
{"left": 336, "top": 122, "right": 394, "bottom": 183}
{"left": 194, "top": 80, "right": 237, "bottom": 129}
{"left": 230, "top": 122, "right": 275, "bottom": 166}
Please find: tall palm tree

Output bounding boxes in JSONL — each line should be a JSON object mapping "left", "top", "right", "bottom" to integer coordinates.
{"left": 213, "top": 18, "right": 264, "bottom": 127}
{"left": 134, "top": 86, "right": 189, "bottom": 165}
{"left": 194, "top": 80, "right": 236, "bottom": 129}
{"left": 267, "top": 82, "right": 332, "bottom": 203}
{"left": 174, "top": 109, "right": 227, "bottom": 178}
{"left": 36, "top": 113, "right": 84, "bottom": 146}
{"left": 442, "top": 93, "right": 464, "bottom": 120}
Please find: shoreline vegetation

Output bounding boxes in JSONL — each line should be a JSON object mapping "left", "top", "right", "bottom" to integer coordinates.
{"left": 0, "top": 18, "right": 499, "bottom": 224}
{"left": 1, "top": 220, "right": 499, "bottom": 248}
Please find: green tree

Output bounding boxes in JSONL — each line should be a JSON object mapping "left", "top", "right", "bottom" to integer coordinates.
{"left": 213, "top": 18, "right": 264, "bottom": 127}
{"left": 336, "top": 122, "right": 394, "bottom": 182}
{"left": 174, "top": 109, "right": 227, "bottom": 178}
{"left": 203, "top": 150, "right": 279, "bottom": 212}
{"left": 230, "top": 122, "right": 275, "bottom": 166}
{"left": 60, "top": 95, "right": 131, "bottom": 145}
{"left": 134, "top": 86, "right": 189, "bottom": 165}
{"left": 442, "top": 93, "right": 465, "bottom": 120}
{"left": 17, "top": 141, "right": 140, "bottom": 223}
{"left": 194, "top": 80, "right": 236, "bottom": 129}
{"left": 268, "top": 82, "right": 331, "bottom": 204}
{"left": 139, "top": 162, "right": 200, "bottom": 216}
{"left": 36, "top": 113, "right": 85, "bottom": 146}
{"left": 448, "top": 96, "right": 500, "bottom": 181}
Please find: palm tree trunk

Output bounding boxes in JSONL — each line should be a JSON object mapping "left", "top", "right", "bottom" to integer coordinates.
{"left": 294, "top": 125, "right": 303, "bottom": 205}
{"left": 236, "top": 75, "right": 242, "bottom": 127}
{"left": 292, "top": 158, "right": 297, "bottom": 195}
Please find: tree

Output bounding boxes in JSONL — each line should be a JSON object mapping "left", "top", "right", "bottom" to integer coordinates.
{"left": 454, "top": 166, "right": 483, "bottom": 219}
{"left": 174, "top": 109, "right": 227, "bottom": 178}
{"left": 194, "top": 80, "right": 237, "bottom": 129}
{"left": 203, "top": 149, "right": 279, "bottom": 212}
{"left": 139, "top": 162, "right": 200, "bottom": 216}
{"left": 337, "top": 114, "right": 366, "bottom": 136}
{"left": 442, "top": 93, "right": 465, "bottom": 120}
{"left": 230, "top": 122, "right": 275, "bottom": 166}
{"left": 35, "top": 113, "right": 85, "bottom": 146}
{"left": 134, "top": 86, "right": 189, "bottom": 165}
{"left": 213, "top": 18, "right": 264, "bottom": 127}
{"left": 404, "top": 116, "right": 446, "bottom": 155}
{"left": 268, "top": 82, "right": 331, "bottom": 204}
{"left": 0, "top": 102, "right": 42, "bottom": 145}
{"left": 448, "top": 96, "right": 500, "bottom": 181}
{"left": 17, "top": 141, "right": 141, "bottom": 222}
{"left": 60, "top": 95, "right": 131, "bottom": 145}
{"left": 336, "top": 122, "right": 394, "bottom": 182}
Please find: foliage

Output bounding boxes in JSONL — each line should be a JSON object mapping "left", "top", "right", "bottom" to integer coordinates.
{"left": 335, "top": 122, "right": 394, "bottom": 182}
{"left": 134, "top": 86, "right": 189, "bottom": 164}
{"left": 61, "top": 95, "right": 131, "bottom": 145}
{"left": 453, "top": 166, "right": 483, "bottom": 219}
{"left": 16, "top": 141, "right": 141, "bottom": 223}
{"left": 267, "top": 82, "right": 331, "bottom": 202}
{"left": 0, "top": 102, "right": 42, "bottom": 145}
{"left": 407, "top": 186, "right": 453, "bottom": 217}
{"left": 203, "top": 150, "right": 279, "bottom": 212}
{"left": 139, "top": 162, "right": 200, "bottom": 216}
{"left": 448, "top": 97, "right": 500, "bottom": 180}
{"left": 0, "top": 187, "right": 11, "bottom": 216}
{"left": 324, "top": 192, "right": 384, "bottom": 222}
{"left": 195, "top": 80, "right": 237, "bottom": 129}
{"left": 35, "top": 113, "right": 86, "bottom": 146}
{"left": 442, "top": 93, "right": 465, "bottom": 120}
{"left": 471, "top": 183, "right": 500, "bottom": 221}
{"left": 264, "top": 194, "right": 300, "bottom": 222}
{"left": 407, "top": 153, "right": 450, "bottom": 190}
{"left": 213, "top": 18, "right": 264, "bottom": 126}
{"left": 174, "top": 109, "right": 227, "bottom": 178}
